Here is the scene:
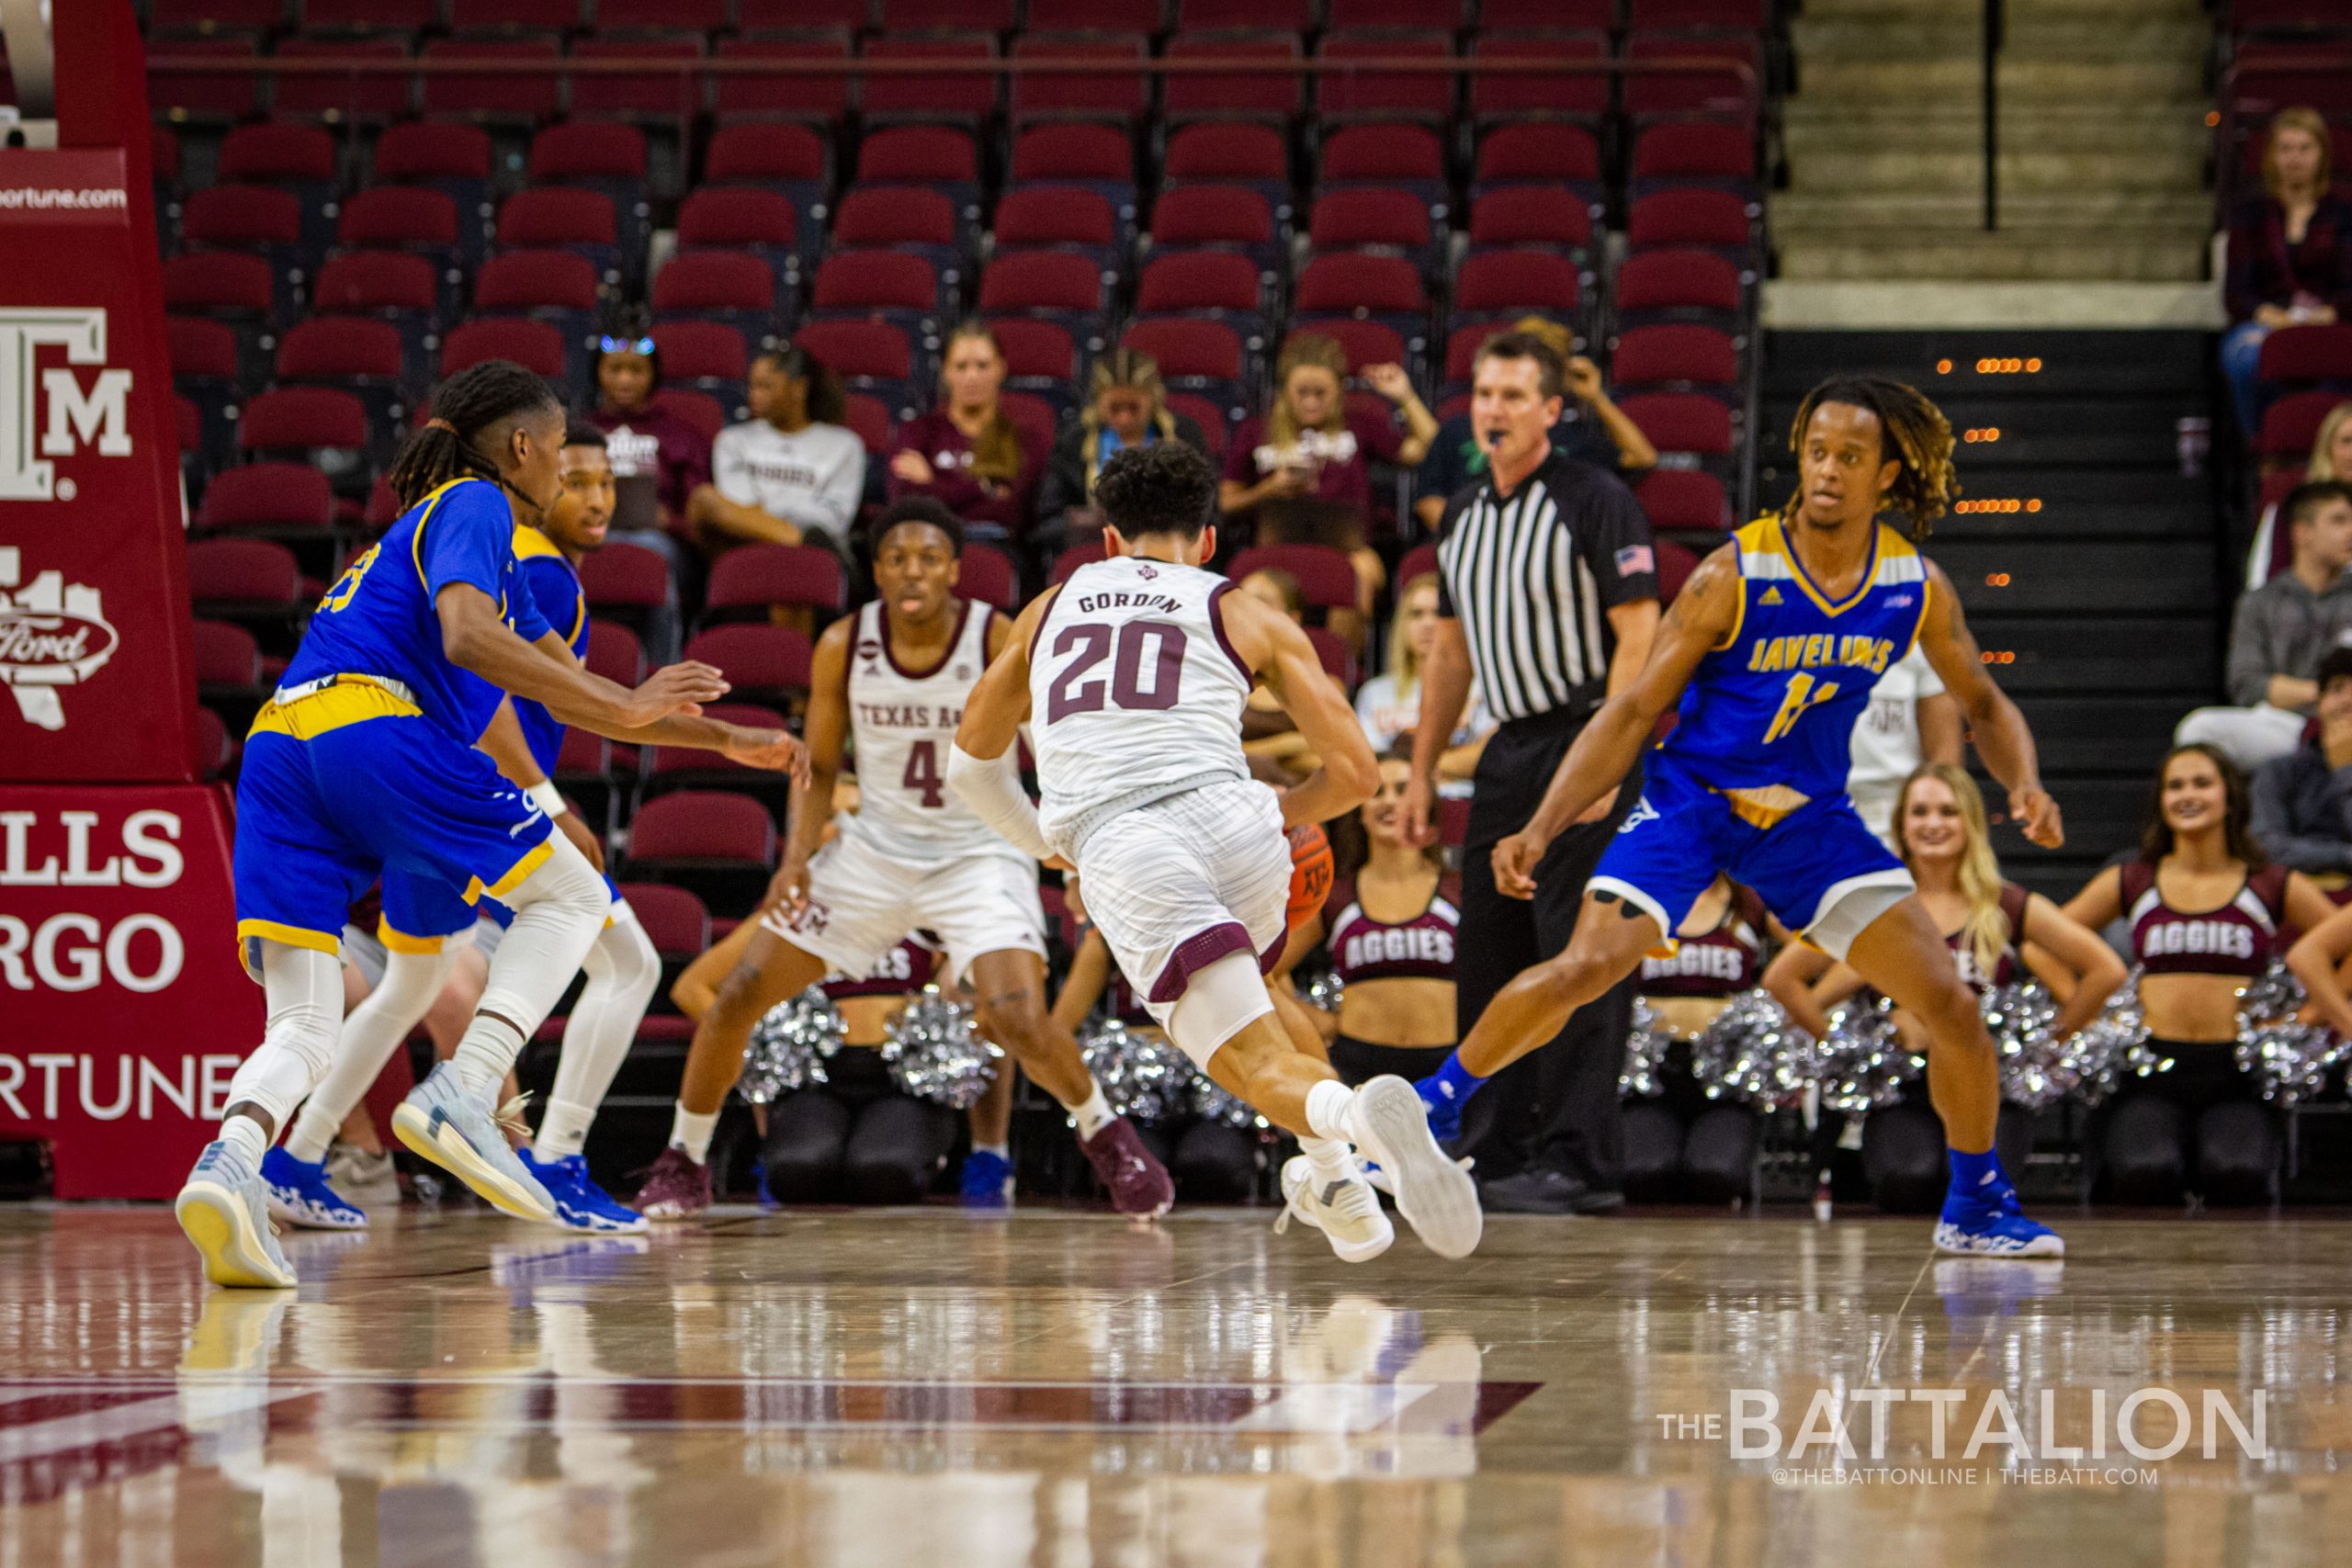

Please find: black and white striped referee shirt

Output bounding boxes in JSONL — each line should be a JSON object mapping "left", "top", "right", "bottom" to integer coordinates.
{"left": 1433, "top": 447, "right": 1659, "bottom": 726}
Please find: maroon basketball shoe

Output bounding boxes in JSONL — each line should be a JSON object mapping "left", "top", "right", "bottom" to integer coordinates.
{"left": 1080, "top": 1116, "right": 1175, "bottom": 1218}
{"left": 631, "top": 1146, "right": 712, "bottom": 1220}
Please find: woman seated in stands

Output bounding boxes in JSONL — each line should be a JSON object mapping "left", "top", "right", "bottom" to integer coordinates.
{"left": 2063, "top": 744, "right": 2336, "bottom": 1205}
{"left": 688, "top": 344, "right": 866, "bottom": 557}
{"left": 1354, "top": 572, "right": 1495, "bottom": 796}
{"left": 2221, "top": 106, "right": 2352, "bottom": 441}
{"left": 1034, "top": 349, "right": 1211, "bottom": 557}
{"left": 1770, "top": 764, "right": 2125, "bottom": 1043}
{"left": 669, "top": 780, "right": 978, "bottom": 1205}
{"left": 582, "top": 321, "right": 709, "bottom": 567}
{"left": 888, "top": 322, "right": 1042, "bottom": 540}
{"left": 1284, "top": 756, "right": 1460, "bottom": 1088}
{"left": 2245, "top": 400, "right": 2352, "bottom": 589}
{"left": 1218, "top": 333, "right": 1438, "bottom": 615}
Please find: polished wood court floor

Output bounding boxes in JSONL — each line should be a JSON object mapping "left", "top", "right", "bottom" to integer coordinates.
{"left": 1, "top": 1203, "right": 2347, "bottom": 1566}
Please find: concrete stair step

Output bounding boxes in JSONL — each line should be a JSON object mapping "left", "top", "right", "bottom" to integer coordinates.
{"left": 1793, "top": 56, "right": 1981, "bottom": 99}
{"left": 1776, "top": 236, "right": 2211, "bottom": 282}
{"left": 1997, "top": 57, "right": 2207, "bottom": 100}
{"left": 1784, "top": 149, "right": 2206, "bottom": 195}
{"left": 1789, "top": 17, "right": 1981, "bottom": 61}
{"left": 1773, "top": 188, "right": 2212, "bottom": 229}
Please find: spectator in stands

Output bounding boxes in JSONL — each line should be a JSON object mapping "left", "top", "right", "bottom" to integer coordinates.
{"left": 583, "top": 325, "right": 710, "bottom": 560}
{"left": 2246, "top": 400, "right": 2352, "bottom": 589}
{"left": 2178, "top": 480, "right": 2352, "bottom": 770}
{"left": 1220, "top": 333, "right": 1439, "bottom": 613}
{"left": 888, "top": 322, "right": 1041, "bottom": 539}
{"left": 1848, "top": 646, "right": 1964, "bottom": 852}
{"left": 2222, "top": 107, "right": 2352, "bottom": 438}
{"left": 1355, "top": 572, "right": 1495, "bottom": 796}
{"left": 1034, "top": 349, "right": 1211, "bottom": 554}
{"left": 688, "top": 344, "right": 865, "bottom": 556}
{"left": 1413, "top": 316, "right": 1657, "bottom": 533}
{"left": 1237, "top": 569, "right": 1315, "bottom": 785}
{"left": 2252, "top": 647, "right": 2352, "bottom": 874}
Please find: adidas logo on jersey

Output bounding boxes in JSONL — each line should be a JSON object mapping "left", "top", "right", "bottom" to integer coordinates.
{"left": 1759, "top": 586, "right": 1784, "bottom": 605}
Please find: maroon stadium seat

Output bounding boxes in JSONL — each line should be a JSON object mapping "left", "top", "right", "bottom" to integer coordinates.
{"left": 217, "top": 123, "right": 336, "bottom": 187}
{"left": 1000, "top": 390, "right": 1060, "bottom": 462}
{"left": 494, "top": 186, "right": 622, "bottom": 279}
{"left": 1149, "top": 185, "right": 1278, "bottom": 271}
{"left": 421, "top": 39, "right": 563, "bottom": 123}
{"left": 853, "top": 126, "right": 980, "bottom": 199}
{"left": 1230, "top": 545, "right": 1356, "bottom": 613}
{"left": 440, "top": 318, "right": 568, "bottom": 378}
{"left": 2258, "top": 390, "right": 2348, "bottom": 460}
{"left": 879, "top": 0, "right": 1015, "bottom": 29}
{"left": 1316, "top": 32, "right": 1455, "bottom": 122}
{"left": 1631, "top": 121, "right": 1758, "bottom": 191}
{"left": 1623, "top": 34, "right": 1761, "bottom": 122}
{"left": 194, "top": 464, "right": 335, "bottom": 538}
{"left": 1320, "top": 125, "right": 1447, "bottom": 202}
{"left": 578, "top": 541, "right": 673, "bottom": 614}
{"left": 276, "top": 317, "right": 404, "bottom": 388}
{"left": 653, "top": 389, "right": 727, "bottom": 446}
{"left": 1011, "top": 35, "right": 1150, "bottom": 126}
{"left": 585, "top": 618, "right": 646, "bottom": 686}
{"left": 1632, "top": 467, "right": 1732, "bottom": 533}
{"left": 1613, "top": 247, "right": 1744, "bottom": 321}
{"left": 1285, "top": 320, "right": 1408, "bottom": 376}
{"left": 978, "top": 252, "right": 1111, "bottom": 338}
{"left": 994, "top": 186, "right": 1121, "bottom": 268}
{"left": 2256, "top": 325, "right": 2352, "bottom": 394}
{"left": 167, "top": 316, "right": 241, "bottom": 382}
{"left": 1618, "top": 392, "right": 1735, "bottom": 461}
{"left": 654, "top": 321, "right": 752, "bottom": 389}
{"left": 1028, "top": 0, "right": 1160, "bottom": 28}
{"left": 811, "top": 250, "right": 946, "bottom": 333}
{"left": 1629, "top": 0, "right": 1769, "bottom": 27}
{"left": 830, "top": 186, "right": 962, "bottom": 268}
{"left": 181, "top": 186, "right": 303, "bottom": 265}
{"left": 1164, "top": 122, "right": 1288, "bottom": 193}
{"left": 311, "top": 251, "right": 438, "bottom": 317}
{"left": 1470, "top": 34, "right": 1608, "bottom": 124}
{"left": 163, "top": 252, "right": 276, "bottom": 323}
{"left": 1628, "top": 188, "right": 1756, "bottom": 255}
{"left": 1167, "top": 392, "right": 1232, "bottom": 459}
{"left": 446, "top": 0, "right": 580, "bottom": 32}
{"left": 1305, "top": 626, "right": 1358, "bottom": 691}
{"left": 704, "top": 544, "right": 849, "bottom": 622}
{"left": 146, "top": 39, "right": 264, "bottom": 122}
{"left": 1480, "top": 0, "right": 1614, "bottom": 31}
{"left": 711, "top": 37, "right": 854, "bottom": 123}
{"left": 841, "top": 392, "right": 894, "bottom": 457}
{"left": 861, "top": 37, "right": 1001, "bottom": 123}
{"left": 598, "top": 0, "right": 727, "bottom": 28}
{"left": 150, "top": 0, "right": 284, "bottom": 35}
{"left": 1396, "top": 542, "right": 1440, "bottom": 586}
{"left": 1293, "top": 253, "right": 1427, "bottom": 342}
{"left": 615, "top": 883, "right": 710, "bottom": 962}
{"left": 1326, "top": 0, "right": 1463, "bottom": 26}
{"left": 187, "top": 537, "right": 304, "bottom": 619}
{"left": 1474, "top": 123, "right": 1605, "bottom": 200}
{"left": 475, "top": 250, "right": 601, "bottom": 314}
{"left": 190, "top": 619, "right": 263, "bottom": 694}
{"left": 1468, "top": 186, "right": 1595, "bottom": 253}
{"left": 704, "top": 124, "right": 827, "bottom": 186}
{"left": 680, "top": 624, "right": 815, "bottom": 709}
{"left": 567, "top": 38, "right": 705, "bottom": 122}
{"left": 528, "top": 120, "right": 650, "bottom": 186}
{"left": 1611, "top": 324, "right": 1739, "bottom": 394}
{"left": 1136, "top": 252, "right": 1265, "bottom": 328}
{"left": 337, "top": 186, "right": 461, "bottom": 260}
{"left": 792, "top": 320, "right": 918, "bottom": 412}
{"left": 1177, "top": 0, "right": 1312, "bottom": 31}
{"left": 373, "top": 119, "right": 494, "bottom": 184}
{"left": 677, "top": 187, "right": 798, "bottom": 256}
{"left": 1307, "top": 188, "right": 1436, "bottom": 269}
{"left": 1052, "top": 538, "right": 1110, "bottom": 583}
{"left": 1162, "top": 37, "right": 1303, "bottom": 126}
{"left": 1454, "top": 249, "right": 1584, "bottom": 319}
{"left": 954, "top": 545, "right": 1021, "bottom": 613}
{"left": 1654, "top": 538, "right": 1701, "bottom": 607}
{"left": 1123, "top": 318, "right": 1250, "bottom": 412}
{"left": 623, "top": 791, "right": 776, "bottom": 871}
{"left": 653, "top": 251, "right": 783, "bottom": 343}
{"left": 237, "top": 388, "right": 368, "bottom": 457}
{"left": 1011, "top": 123, "right": 1136, "bottom": 195}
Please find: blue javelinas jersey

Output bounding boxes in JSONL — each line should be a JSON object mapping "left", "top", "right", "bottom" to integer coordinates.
{"left": 287, "top": 478, "right": 550, "bottom": 748}
{"left": 1656, "top": 513, "right": 1935, "bottom": 804}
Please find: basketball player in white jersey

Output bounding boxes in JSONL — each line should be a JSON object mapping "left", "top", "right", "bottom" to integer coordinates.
{"left": 633, "top": 499, "right": 1175, "bottom": 1218}
{"left": 950, "top": 445, "right": 1482, "bottom": 1262}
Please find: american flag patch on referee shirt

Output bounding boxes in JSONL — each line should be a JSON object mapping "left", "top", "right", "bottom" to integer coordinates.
{"left": 1614, "top": 545, "right": 1655, "bottom": 577}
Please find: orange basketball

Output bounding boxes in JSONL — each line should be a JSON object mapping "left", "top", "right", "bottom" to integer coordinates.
{"left": 1286, "top": 822, "right": 1334, "bottom": 928}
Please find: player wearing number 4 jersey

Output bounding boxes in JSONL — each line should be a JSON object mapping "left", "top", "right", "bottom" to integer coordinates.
{"left": 952, "top": 443, "right": 1483, "bottom": 1263}
{"left": 634, "top": 498, "right": 1174, "bottom": 1219}
{"left": 1412, "top": 378, "right": 2068, "bottom": 1258}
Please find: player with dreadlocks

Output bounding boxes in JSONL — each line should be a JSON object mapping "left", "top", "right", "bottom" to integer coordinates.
{"left": 1406, "top": 377, "right": 2070, "bottom": 1256}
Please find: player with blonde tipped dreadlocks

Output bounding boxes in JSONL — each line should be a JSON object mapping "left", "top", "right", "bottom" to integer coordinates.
{"left": 1408, "top": 376, "right": 2071, "bottom": 1257}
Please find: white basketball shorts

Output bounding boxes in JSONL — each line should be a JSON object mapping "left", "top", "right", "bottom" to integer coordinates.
{"left": 1073, "top": 779, "right": 1290, "bottom": 1049}
{"left": 761, "top": 829, "right": 1046, "bottom": 987}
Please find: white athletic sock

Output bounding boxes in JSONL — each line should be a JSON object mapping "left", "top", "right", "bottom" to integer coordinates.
{"left": 1065, "top": 1084, "right": 1115, "bottom": 1141}
{"left": 671, "top": 1105, "right": 718, "bottom": 1165}
{"left": 1298, "top": 1134, "right": 1354, "bottom": 1183}
{"left": 220, "top": 1112, "right": 270, "bottom": 1168}
{"left": 1304, "top": 1078, "right": 1357, "bottom": 1145}
{"left": 537, "top": 912, "right": 661, "bottom": 1160}
{"left": 971, "top": 1141, "right": 1010, "bottom": 1161}
{"left": 452, "top": 1014, "right": 526, "bottom": 1100}
{"left": 220, "top": 942, "right": 345, "bottom": 1140}
{"left": 287, "top": 945, "right": 458, "bottom": 1163}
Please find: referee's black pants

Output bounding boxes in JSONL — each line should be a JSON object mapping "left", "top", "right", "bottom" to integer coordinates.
{"left": 1453, "top": 709, "right": 1639, "bottom": 1192}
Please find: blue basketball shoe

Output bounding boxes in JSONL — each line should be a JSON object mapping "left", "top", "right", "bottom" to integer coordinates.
{"left": 959, "top": 1148, "right": 1013, "bottom": 1208}
{"left": 259, "top": 1146, "right": 369, "bottom": 1231}
{"left": 519, "top": 1149, "right": 649, "bottom": 1234}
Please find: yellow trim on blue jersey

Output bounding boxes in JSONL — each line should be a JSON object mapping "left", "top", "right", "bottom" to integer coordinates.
{"left": 1771, "top": 513, "right": 1891, "bottom": 618}
{"left": 408, "top": 478, "right": 476, "bottom": 594}
{"left": 376, "top": 918, "right": 451, "bottom": 955}
{"left": 247, "top": 677, "right": 424, "bottom": 741}
{"left": 465, "top": 837, "right": 553, "bottom": 905}
{"left": 511, "top": 524, "right": 589, "bottom": 645}
{"left": 236, "top": 919, "right": 342, "bottom": 956}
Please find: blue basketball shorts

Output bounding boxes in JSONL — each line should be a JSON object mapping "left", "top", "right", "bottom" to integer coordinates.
{"left": 1589, "top": 757, "right": 1915, "bottom": 960}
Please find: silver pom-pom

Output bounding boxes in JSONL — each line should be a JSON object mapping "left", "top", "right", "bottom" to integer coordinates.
{"left": 1305, "top": 971, "right": 1345, "bottom": 1015}
{"left": 2236, "top": 1020, "right": 2346, "bottom": 1105}
{"left": 1817, "top": 994, "right": 1923, "bottom": 1113}
{"left": 2237, "top": 960, "right": 2305, "bottom": 1026}
{"left": 1984, "top": 982, "right": 2071, "bottom": 1111}
{"left": 739, "top": 988, "right": 843, "bottom": 1104}
{"left": 1622, "top": 998, "right": 1674, "bottom": 1099}
{"left": 1078, "top": 1017, "right": 1187, "bottom": 1124}
{"left": 881, "top": 987, "right": 1001, "bottom": 1109}
{"left": 1690, "top": 988, "right": 1815, "bottom": 1108}
{"left": 1188, "top": 1068, "right": 1264, "bottom": 1129}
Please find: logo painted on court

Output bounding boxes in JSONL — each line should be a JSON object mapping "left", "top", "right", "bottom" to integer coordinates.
{"left": 0, "top": 308, "right": 133, "bottom": 502}
{"left": 0, "top": 546, "right": 118, "bottom": 730}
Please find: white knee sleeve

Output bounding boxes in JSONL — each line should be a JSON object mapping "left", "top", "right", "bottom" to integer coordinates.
{"left": 477, "top": 832, "right": 612, "bottom": 1033}
{"left": 1162, "top": 951, "right": 1276, "bottom": 1072}
{"left": 285, "top": 945, "right": 459, "bottom": 1161}
{"left": 224, "top": 943, "right": 346, "bottom": 1129}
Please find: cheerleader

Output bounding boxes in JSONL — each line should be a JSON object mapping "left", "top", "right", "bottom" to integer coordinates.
{"left": 2063, "top": 743, "right": 2335, "bottom": 1204}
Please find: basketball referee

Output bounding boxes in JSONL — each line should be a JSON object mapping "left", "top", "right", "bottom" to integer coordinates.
{"left": 1403, "top": 331, "right": 1661, "bottom": 1214}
